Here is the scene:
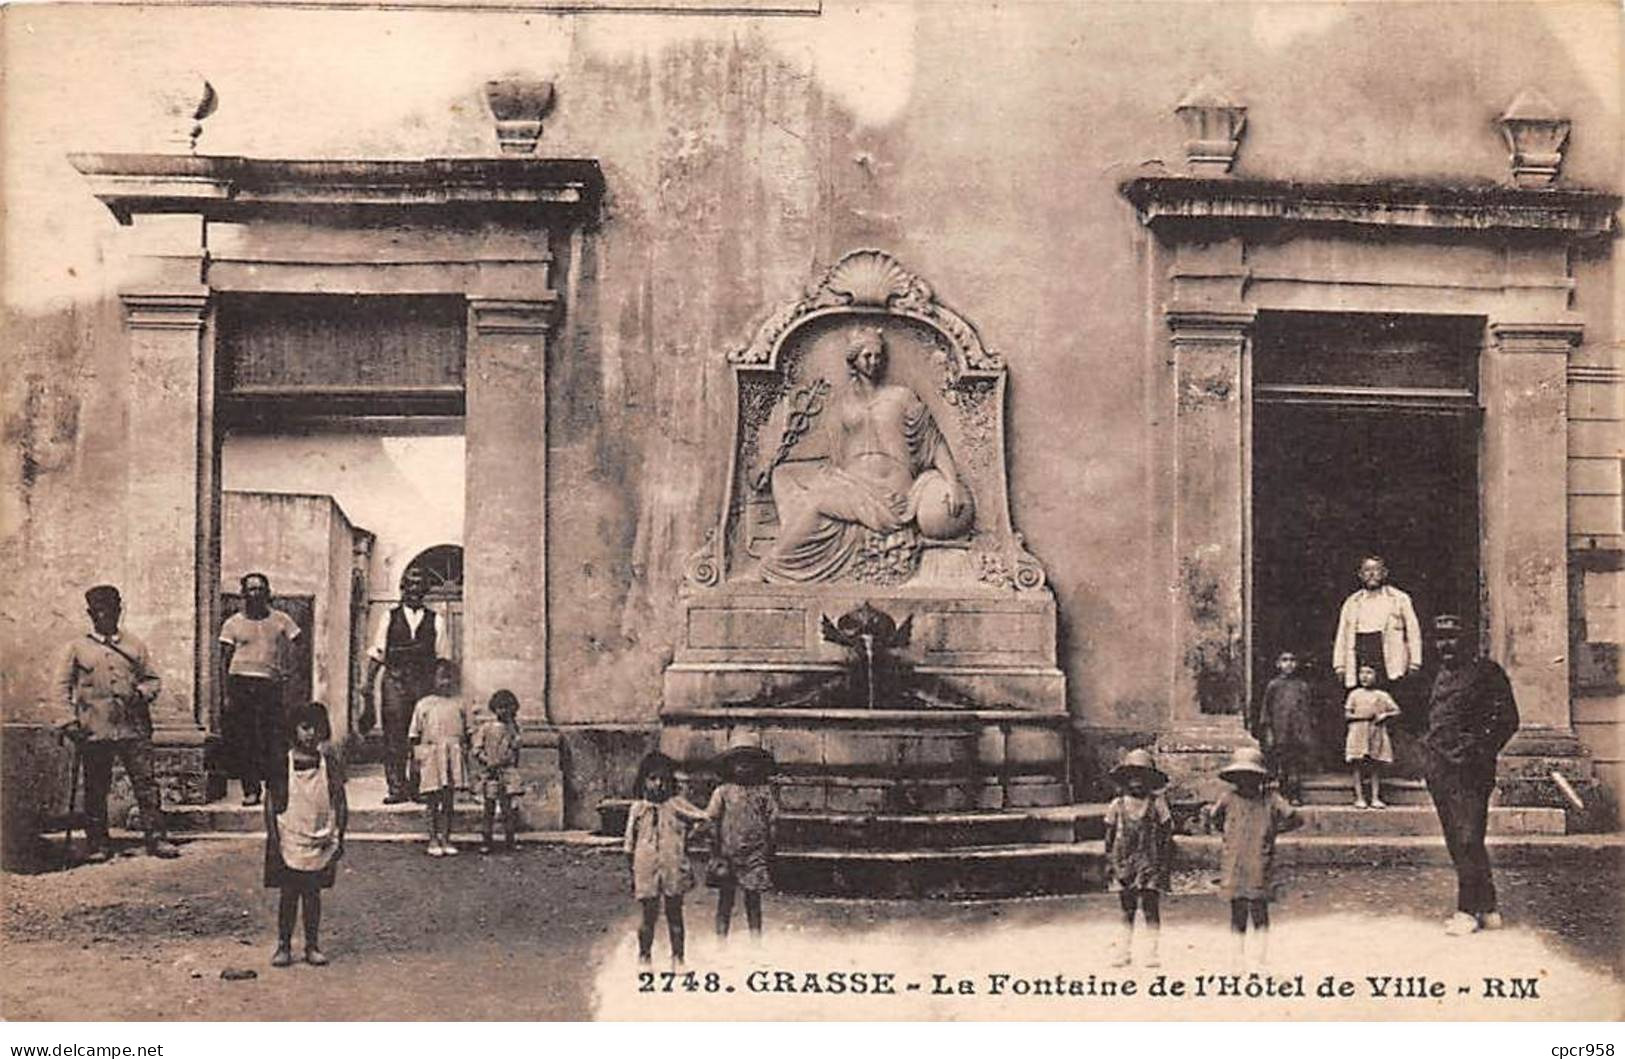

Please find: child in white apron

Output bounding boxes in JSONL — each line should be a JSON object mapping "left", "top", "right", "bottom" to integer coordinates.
{"left": 264, "top": 702, "right": 347, "bottom": 967}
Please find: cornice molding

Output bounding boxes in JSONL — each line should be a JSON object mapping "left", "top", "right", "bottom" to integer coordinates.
{"left": 1568, "top": 364, "right": 1624, "bottom": 384}
{"left": 120, "top": 291, "right": 209, "bottom": 330}
{"left": 69, "top": 154, "right": 604, "bottom": 225}
{"left": 469, "top": 296, "right": 559, "bottom": 335}
{"left": 1121, "top": 175, "right": 1619, "bottom": 242}
{"left": 1488, "top": 319, "right": 1585, "bottom": 354}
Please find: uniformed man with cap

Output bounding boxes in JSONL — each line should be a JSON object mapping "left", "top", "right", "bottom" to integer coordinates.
{"left": 1424, "top": 612, "right": 1519, "bottom": 935}
{"left": 357, "top": 567, "right": 449, "bottom": 804}
{"left": 56, "top": 584, "right": 180, "bottom": 861}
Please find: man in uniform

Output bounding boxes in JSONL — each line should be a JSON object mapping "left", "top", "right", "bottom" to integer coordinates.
{"left": 1424, "top": 613, "right": 1519, "bottom": 935}
{"left": 57, "top": 584, "right": 180, "bottom": 861}
{"left": 358, "top": 568, "right": 448, "bottom": 804}
{"left": 218, "top": 572, "right": 301, "bottom": 806}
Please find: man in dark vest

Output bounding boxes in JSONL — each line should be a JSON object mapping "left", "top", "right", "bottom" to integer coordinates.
{"left": 1424, "top": 613, "right": 1520, "bottom": 936}
{"left": 358, "top": 568, "right": 448, "bottom": 804}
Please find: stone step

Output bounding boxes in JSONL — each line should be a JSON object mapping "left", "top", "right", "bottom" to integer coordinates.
{"left": 777, "top": 805, "right": 1108, "bottom": 849}
{"left": 774, "top": 843, "right": 1103, "bottom": 899}
{"left": 1288, "top": 804, "right": 1565, "bottom": 837}
{"left": 1298, "top": 775, "right": 1432, "bottom": 806}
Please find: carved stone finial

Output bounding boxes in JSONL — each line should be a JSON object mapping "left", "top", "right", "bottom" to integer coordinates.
{"left": 153, "top": 77, "right": 217, "bottom": 153}
{"left": 484, "top": 77, "right": 556, "bottom": 155}
{"left": 1498, "top": 89, "right": 1570, "bottom": 189}
{"left": 1174, "top": 78, "right": 1246, "bottom": 177}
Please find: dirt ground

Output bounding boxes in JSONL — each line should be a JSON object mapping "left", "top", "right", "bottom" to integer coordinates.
{"left": 2, "top": 838, "right": 1620, "bottom": 1021}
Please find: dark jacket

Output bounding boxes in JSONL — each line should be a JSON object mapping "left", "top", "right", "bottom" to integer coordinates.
{"left": 1424, "top": 657, "right": 1519, "bottom": 771}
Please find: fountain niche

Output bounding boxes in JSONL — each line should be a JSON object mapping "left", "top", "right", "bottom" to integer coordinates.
{"left": 660, "top": 251, "right": 1085, "bottom": 897}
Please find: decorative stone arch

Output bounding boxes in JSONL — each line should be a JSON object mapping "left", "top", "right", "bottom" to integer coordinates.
{"left": 686, "top": 248, "right": 1046, "bottom": 593}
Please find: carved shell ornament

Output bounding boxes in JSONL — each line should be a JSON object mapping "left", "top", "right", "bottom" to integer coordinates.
{"left": 824, "top": 250, "right": 932, "bottom": 309}
{"left": 728, "top": 250, "right": 1003, "bottom": 374}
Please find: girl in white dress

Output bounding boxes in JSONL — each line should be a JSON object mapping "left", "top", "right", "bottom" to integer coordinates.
{"left": 1344, "top": 663, "right": 1402, "bottom": 808}
{"left": 410, "top": 660, "right": 468, "bottom": 855}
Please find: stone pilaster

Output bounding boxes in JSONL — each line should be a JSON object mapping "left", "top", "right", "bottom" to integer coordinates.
{"left": 465, "top": 295, "right": 562, "bottom": 827}
{"left": 1483, "top": 319, "right": 1584, "bottom": 756}
{"left": 1168, "top": 301, "right": 1257, "bottom": 723}
{"left": 119, "top": 215, "right": 210, "bottom": 736}
{"left": 463, "top": 296, "right": 557, "bottom": 720}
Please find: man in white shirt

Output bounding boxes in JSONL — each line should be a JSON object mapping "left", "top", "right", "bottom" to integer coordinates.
{"left": 1331, "top": 554, "right": 1423, "bottom": 691}
{"left": 219, "top": 572, "right": 301, "bottom": 807}
{"left": 357, "top": 568, "right": 448, "bottom": 803}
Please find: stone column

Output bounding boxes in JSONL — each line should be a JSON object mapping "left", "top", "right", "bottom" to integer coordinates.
{"left": 1483, "top": 319, "right": 1583, "bottom": 751}
{"left": 120, "top": 216, "right": 210, "bottom": 734}
{"left": 1168, "top": 302, "right": 1257, "bottom": 724}
{"left": 119, "top": 214, "right": 216, "bottom": 803}
{"left": 464, "top": 295, "right": 562, "bottom": 827}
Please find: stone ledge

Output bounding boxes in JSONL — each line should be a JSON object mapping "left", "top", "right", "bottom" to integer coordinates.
{"left": 1121, "top": 175, "right": 1620, "bottom": 241}
{"left": 69, "top": 154, "right": 605, "bottom": 225}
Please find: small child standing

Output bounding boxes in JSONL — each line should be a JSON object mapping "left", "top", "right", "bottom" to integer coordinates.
{"left": 264, "top": 702, "right": 347, "bottom": 968}
{"left": 471, "top": 689, "right": 524, "bottom": 853}
{"left": 624, "top": 752, "right": 709, "bottom": 965}
{"left": 410, "top": 659, "right": 468, "bottom": 856}
{"left": 1257, "top": 650, "right": 1318, "bottom": 805}
{"left": 704, "top": 732, "right": 779, "bottom": 940}
{"left": 1344, "top": 663, "right": 1402, "bottom": 808}
{"left": 1101, "top": 748, "right": 1173, "bottom": 968}
{"left": 1205, "top": 746, "right": 1301, "bottom": 969}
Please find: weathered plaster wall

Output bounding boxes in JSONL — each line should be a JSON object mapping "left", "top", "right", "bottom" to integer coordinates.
{"left": 2, "top": 3, "right": 1620, "bottom": 749}
{"left": 220, "top": 432, "right": 464, "bottom": 600}
{"left": 219, "top": 491, "right": 362, "bottom": 739}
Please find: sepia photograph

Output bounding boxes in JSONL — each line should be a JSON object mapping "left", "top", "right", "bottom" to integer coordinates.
{"left": 0, "top": 0, "right": 1620, "bottom": 1037}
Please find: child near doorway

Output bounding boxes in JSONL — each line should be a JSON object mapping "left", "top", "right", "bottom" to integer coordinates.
{"left": 264, "top": 702, "right": 347, "bottom": 968}
{"left": 704, "top": 733, "right": 779, "bottom": 940}
{"left": 625, "top": 752, "right": 708, "bottom": 965}
{"left": 1102, "top": 748, "right": 1174, "bottom": 968}
{"left": 1257, "top": 650, "right": 1318, "bottom": 805}
{"left": 471, "top": 689, "right": 524, "bottom": 853}
{"left": 1204, "top": 746, "right": 1300, "bottom": 969}
{"left": 410, "top": 659, "right": 468, "bottom": 855}
{"left": 1344, "top": 663, "right": 1402, "bottom": 808}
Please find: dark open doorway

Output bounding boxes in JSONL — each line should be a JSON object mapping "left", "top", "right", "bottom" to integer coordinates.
{"left": 1250, "top": 312, "right": 1481, "bottom": 773}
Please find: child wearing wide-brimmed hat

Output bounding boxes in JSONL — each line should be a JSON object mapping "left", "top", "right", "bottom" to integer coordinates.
{"left": 1203, "top": 746, "right": 1301, "bottom": 968}
{"left": 1102, "top": 748, "right": 1174, "bottom": 968}
{"left": 624, "top": 751, "right": 709, "bottom": 965}
{"left": 704, "top": 731, "right": 780, "bottom": 939}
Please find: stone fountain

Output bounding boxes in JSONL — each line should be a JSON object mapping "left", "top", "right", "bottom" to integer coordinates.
{"left": 658, "top": 250, "right": 1090, "bottom": 896}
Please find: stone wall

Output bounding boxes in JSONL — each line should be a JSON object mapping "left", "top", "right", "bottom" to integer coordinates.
{"left": 220, "top": 491, "right": 365, "bottom": 740}
{"left": 1, "top": 5, "right": 1620, "bottom": 822}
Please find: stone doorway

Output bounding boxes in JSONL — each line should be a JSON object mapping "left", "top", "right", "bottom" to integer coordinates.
{"left": 1252, "top": 400, "right": 1480, "bottom": 777}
